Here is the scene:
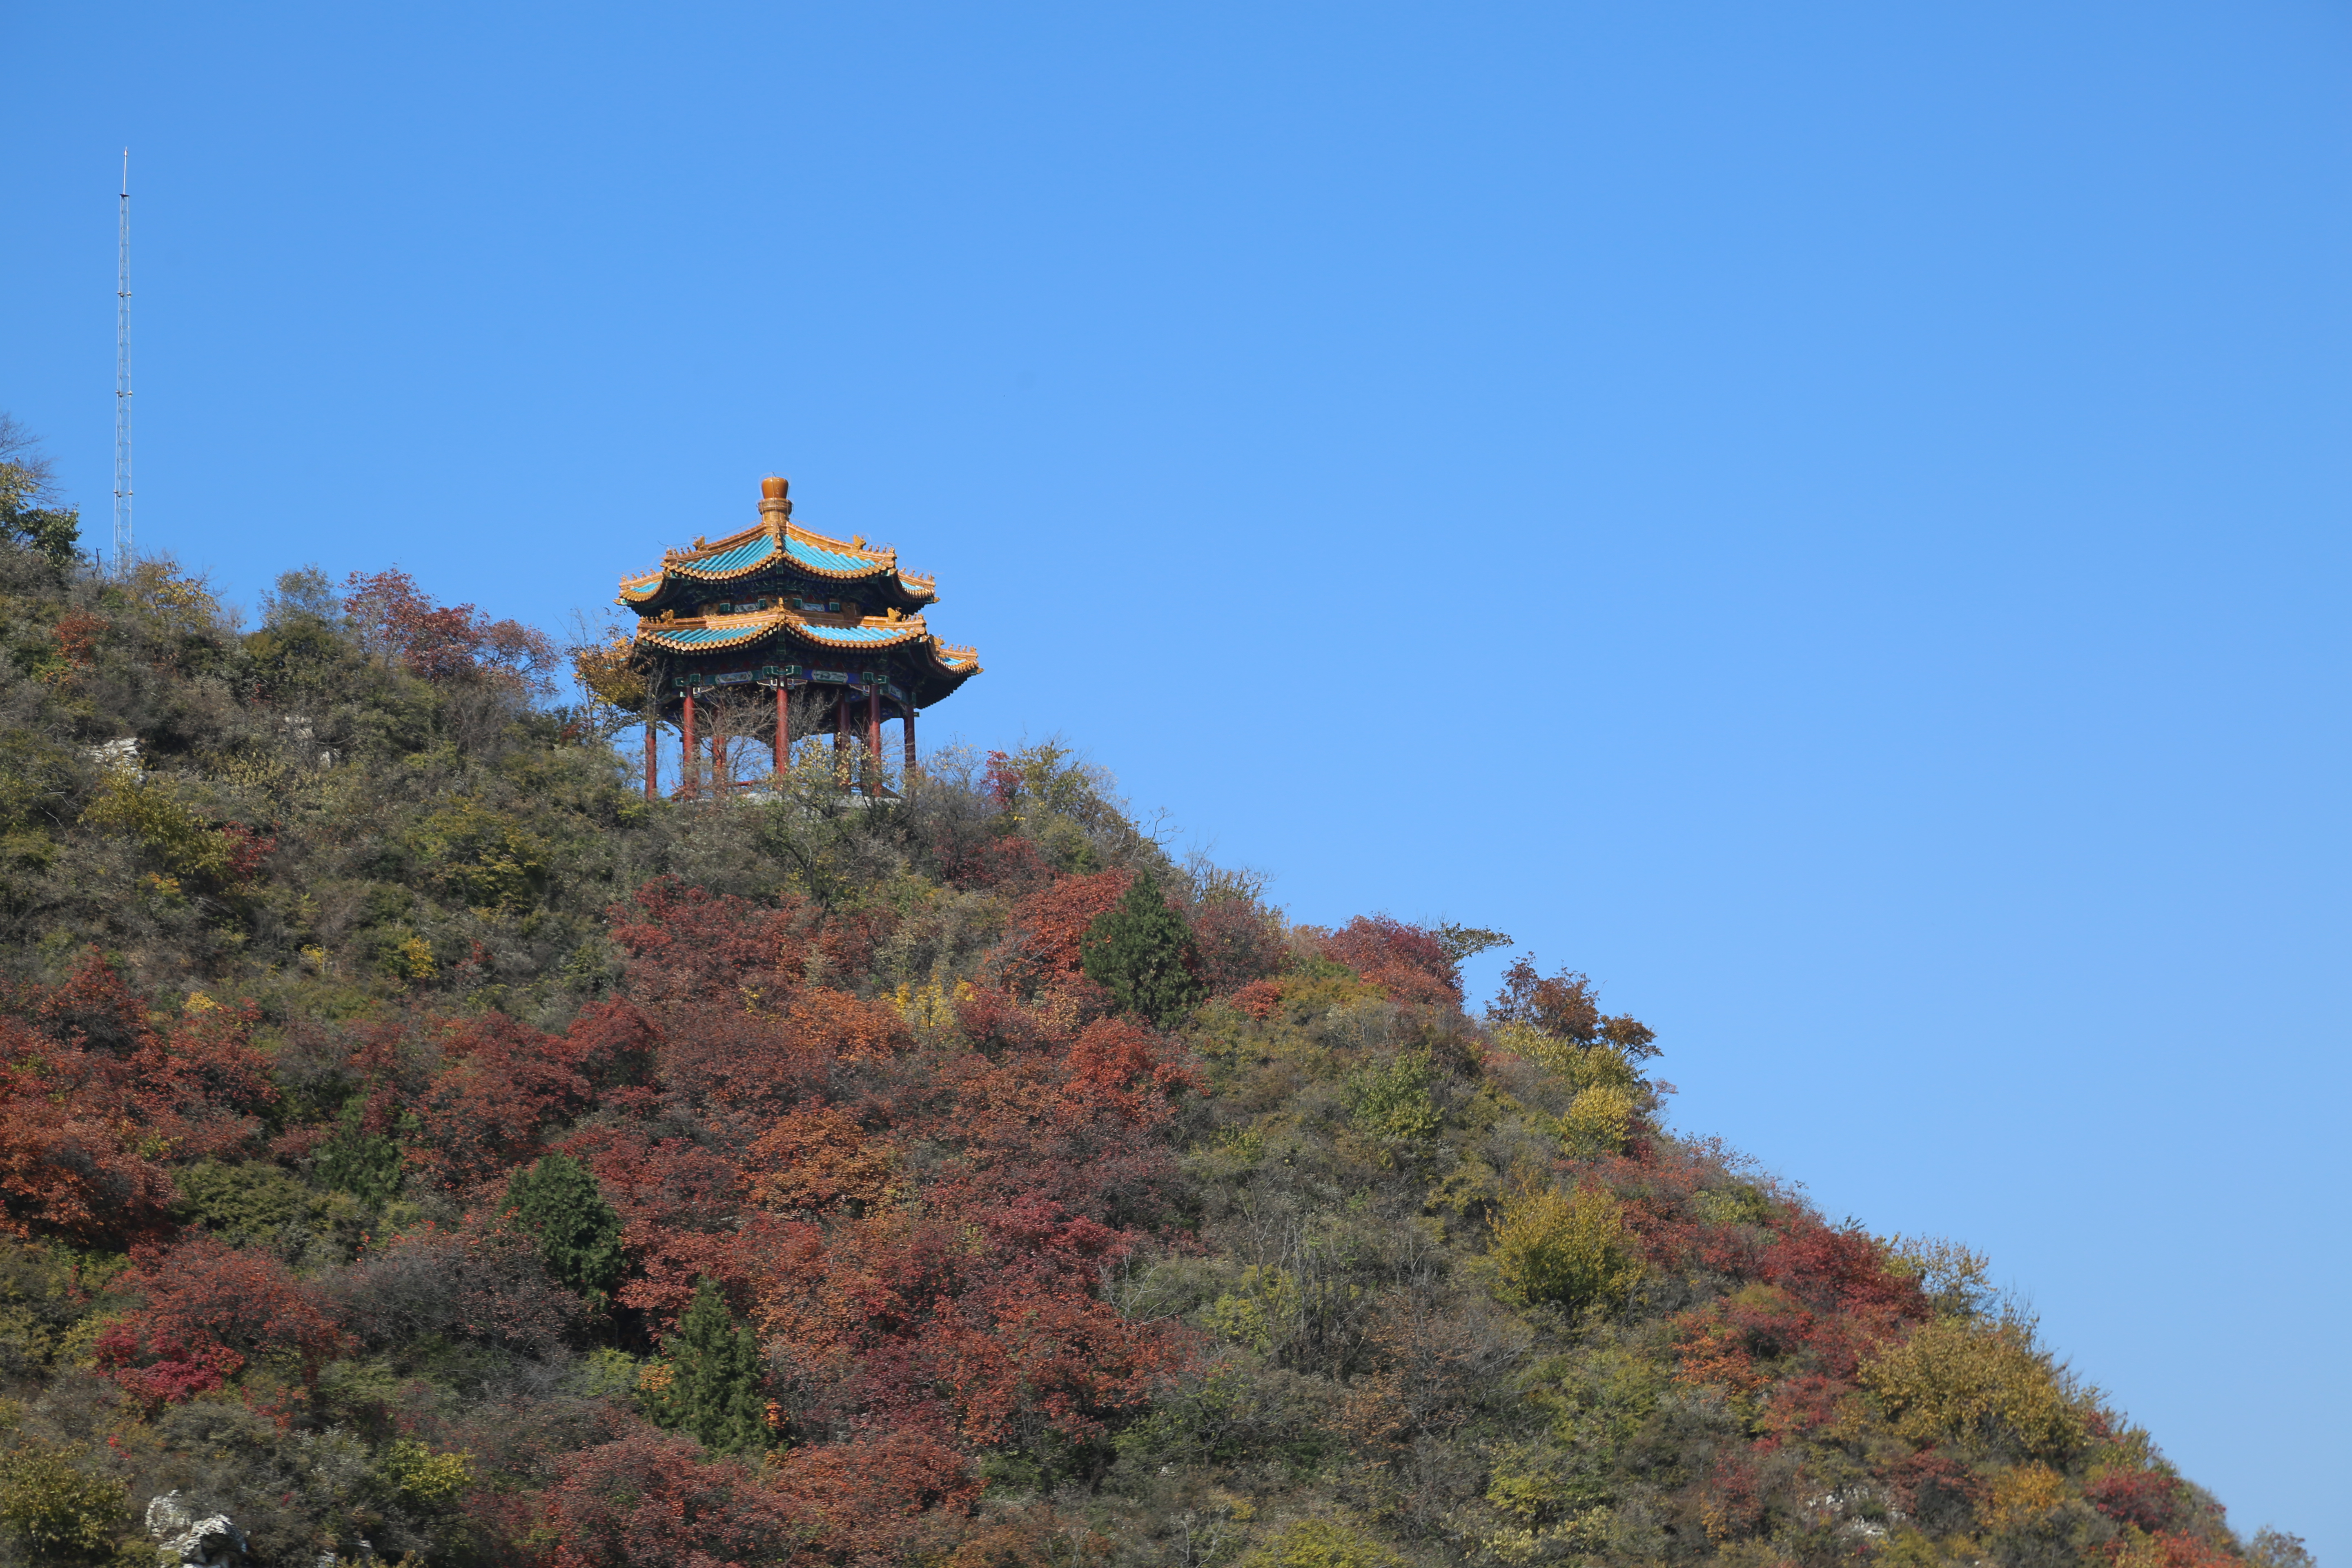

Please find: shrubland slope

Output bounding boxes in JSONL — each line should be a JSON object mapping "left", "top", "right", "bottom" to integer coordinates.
{"left": 0, "top": 534, "right": 2312, "bottom": 1568}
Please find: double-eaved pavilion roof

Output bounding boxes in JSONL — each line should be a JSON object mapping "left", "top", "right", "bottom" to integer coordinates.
{"left": 637, "top": 606, "right": 978, "bottom": 672}
{"left": 618, "top": 514, "right": 938, "bottom": 615}
{"left": 617, "top": 479, "right": 980, "bottom": 704}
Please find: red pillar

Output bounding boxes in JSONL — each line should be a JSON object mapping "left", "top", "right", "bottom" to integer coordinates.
{"left": 680, "top": 692, "right": 697, "bottom": 800}
{"left": 902, "top": 704, "right": 917, "bottom": 782}
{"left": 866, "top": 688, "right": 882, "bottom": 795}
{"left": 644, "top": 716, "right": 657, "bottom": 801}
{"left": 711, "top": 704, "right": 728, "bottom": 795}
{"left": 833, "top": 692, "right": 851, "bottom": 787}
{"left": 774, "top": 685, "right": 789, "bottom": 776}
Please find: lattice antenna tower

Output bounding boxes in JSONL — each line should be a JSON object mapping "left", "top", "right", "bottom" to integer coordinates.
{"left": 112, "top": 149, "right": 133, "bottom": 572}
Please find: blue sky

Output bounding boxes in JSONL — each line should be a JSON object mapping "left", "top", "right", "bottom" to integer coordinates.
{"left": 4, "top": 2, "right": 2346, "bottom": 1552}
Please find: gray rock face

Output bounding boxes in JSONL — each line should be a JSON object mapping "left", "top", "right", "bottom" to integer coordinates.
{"left": 83, "top": 735, "right": 141, "bottom": 772}
{"left": 145, "top": 1490, "right": 250, "bottom": 1567}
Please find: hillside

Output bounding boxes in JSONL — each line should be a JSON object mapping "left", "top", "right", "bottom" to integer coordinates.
{"left": 0, "top": 527, "right": 2314, "bottom": 1568}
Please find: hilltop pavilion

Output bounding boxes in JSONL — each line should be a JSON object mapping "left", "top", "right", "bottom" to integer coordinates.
{"left": 616, "top": 476, "right": 980, "bottom": 799}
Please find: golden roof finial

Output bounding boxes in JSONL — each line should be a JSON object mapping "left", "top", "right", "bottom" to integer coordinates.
{"left": 759, "top": 475, "right": 793, "bottom": 532}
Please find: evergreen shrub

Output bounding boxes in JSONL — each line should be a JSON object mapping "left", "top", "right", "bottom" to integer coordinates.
{"left": 645, "top": 1278, "right": 770, "bottom": 1455}
{"left": 503, "top": 1154, "right": 624, "bottom": 1304}
{"left": 1079, "top": 870, "right": 1203, "bottom": 1027}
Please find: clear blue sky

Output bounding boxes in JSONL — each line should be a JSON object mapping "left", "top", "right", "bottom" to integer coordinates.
{"left": 5, "top": 3, "right": 2345, "bottom": 1552}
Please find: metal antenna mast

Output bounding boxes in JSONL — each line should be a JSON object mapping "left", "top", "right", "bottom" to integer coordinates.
{"left": 112, "top": 149, "right": 133, "bottom": 572}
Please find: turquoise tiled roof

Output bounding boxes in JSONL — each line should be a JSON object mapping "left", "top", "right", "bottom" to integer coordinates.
{"left": 675, "top": 534, "right": 885, "bottom": 576}
{"left": 648, "top": 625, "right": 765, "bottom": 648}
{"left": 788, "top": 539, "right": 877, "bottom": 574}
{"left": 691, "top": 534, "right": 780, "bottom": 575}
{"left": 635, "top": 530, "right": 909, "bottom": 585}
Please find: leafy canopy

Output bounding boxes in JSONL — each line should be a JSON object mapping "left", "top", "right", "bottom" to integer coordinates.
{"left": 0, "top": 414, "right": 79, "bottom": 568}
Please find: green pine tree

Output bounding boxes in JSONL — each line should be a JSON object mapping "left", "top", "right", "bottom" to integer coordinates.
{"left": 1079, "top": 869, "right": 1205, "bottom": 1027}
{"left": 650, "top": 1277, "right": 771, "bottom": 1454}
{"left": 504, "top": 1153, "right": 625, "bottom": 1304}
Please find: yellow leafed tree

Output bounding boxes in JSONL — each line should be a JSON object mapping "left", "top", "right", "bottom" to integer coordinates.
{"left": 1488, "top": 1182, "right": 1642, "bottom": 1312}
{"left": 1858, "top": 1319, "right": 2087, "bottom": 1460}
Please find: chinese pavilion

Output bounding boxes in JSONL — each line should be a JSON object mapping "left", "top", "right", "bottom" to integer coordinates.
{"left": 616, "top": 476, "right": 980, "bottom": 799}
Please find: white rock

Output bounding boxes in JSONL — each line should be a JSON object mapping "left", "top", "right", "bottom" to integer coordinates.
{"left": 146, "top": 1490, "right": 249, "bottom": 1566}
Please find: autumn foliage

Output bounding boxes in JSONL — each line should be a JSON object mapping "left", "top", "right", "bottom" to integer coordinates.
{"left": 0, "top": 552, "right": 2286, "bottom": 1568}
{"left": 95, "top": 1235, "right": 347, "bottom": 1403}
{"left": 0, "top": 952, "right": 273, "bottom": 1243}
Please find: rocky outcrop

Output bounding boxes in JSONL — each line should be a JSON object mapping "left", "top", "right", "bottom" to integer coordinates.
{"left": 146, "top": 1491, "right": 249, "bottom": 1568}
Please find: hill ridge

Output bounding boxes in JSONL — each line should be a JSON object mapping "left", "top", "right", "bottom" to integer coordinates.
{"left": 0, "top": 539, "right": 2311, "bottom": 1568}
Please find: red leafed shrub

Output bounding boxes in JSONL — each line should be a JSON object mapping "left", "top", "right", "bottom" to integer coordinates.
{"left": 984, "top": 750, "right": 1021, "bottom": 806}
{"left": 1233, "top": 979, "right": 1284, "bottom": 1020}
{"left": 623, "top": 1210, "right": 823, "bottom": 1337}
{"left": 649, "top": 988, "right": 900, "bottom": 1137}
{"left": 917, "top": 1049, "right": 1187, "bottom": 1238}
{"left": 1317, "top": 915, "right": 1461, "bottom": 1006}
{"left": 567, "top": 1124, "right": 748, "bottom": 1233}
{"left": 29, "top": 945, "right": 155, "bottom": 1054}
{"left": 564, "top": 1122, "right": 791, "bottom": 1330}
{"left": 343, "top": 567, "right": 557, "bottom": 693}
{"left": 741, "top": 1104, "right": 898, "bottom": 1216}
{"left": 1889, "top": 1450, "right": 1982, "bottom": 1533}
{"left": 2087, "top": 1468, "right": 2188, "bottom": 1534}
{"left": 540, "top": 1429, "right": 805, "bottom": 1568}
{"left": 1756, "top": 1370, "right": 1862, "bottom": 1437}
{"left": 1066, "top": 1016, "right": 1203, "bottom": 1126}
{"left": 994, "top": 870, "right": 1132, "bottom": 998}
{"left": 773, "top": 1425, "right": 984, "bottom": 1563}
{"left": 1489, "top": 956, "right": 1659, "bottom": 1058}
{"left": 607, "top": 878, "right": 807, "bottom": 1004}
{"left": 952, "top": 985, "right": 1058, "bottom": 1054}
{"left": 929, "top": 1281, "right": 1176, "bottom": 1448}
{"left": 1490, "top": 955, "right": 1603, "bottom": 1040}
{"left": 0, "top": 953, "right": 275, "bottom": 1241}
{"left": 96, "top": 1234, "right": 348, "bottom": 1401}
{"left": 720, "top": 1013, "right": 1194, "bottom": 1452}
{"left": 1188, "top": 897, "right": 1286, "bottom": 993}
{"left": 1699, "top": 1446, "right": 1768, "bottom": 1538}
{"left": 411, "top": 1012, "right": 593, "bottom": 1187}
{"left": 808, "top": 904, "right": 894, "bottom": 988}
{"left": 218, "top": 823, "right": 276, "bottom": 886}
{"left": 52, "top": 610, "right": 105, "bottom": 668}
{"left": 1674, "top": 1286, "right": 1816, "bottom": 1396}
{"left": 561, "top": 999, "right": 663, "bottom": 1094}
{"left": 142, "top": 1002, "right": 278, "bottom": 1161}
{"left": 749, "top": 1199, "right": 1170, "bottom": 1452}
{"left": 1758, "top": 1220, "right": 1930, "bottom": 1323}
{"left": 0, "top": 1016, "right": 176, "bottom": 1242}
